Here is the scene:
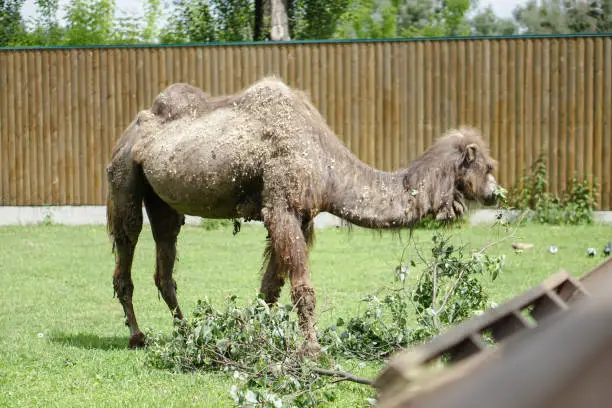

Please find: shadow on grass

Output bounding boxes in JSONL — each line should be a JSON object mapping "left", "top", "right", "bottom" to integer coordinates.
{"left": 50, "top": 332, "right": 130, "bottom": 351}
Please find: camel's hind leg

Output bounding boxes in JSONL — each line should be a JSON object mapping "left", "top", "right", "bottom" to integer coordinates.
{"left": 107, "top": 165, "right": 145, "bottom": 349}
{"left": 143, "top": 188, "right": 185, "bottom": 320}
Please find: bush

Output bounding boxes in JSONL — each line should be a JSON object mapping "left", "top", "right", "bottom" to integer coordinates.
{"left": 507, "top": 153, "right": 599, "bottom": 225}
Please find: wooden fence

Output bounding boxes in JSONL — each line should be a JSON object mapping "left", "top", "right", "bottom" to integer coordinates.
{"left": 1, "top": 35, "right": 611, "bottom": 208}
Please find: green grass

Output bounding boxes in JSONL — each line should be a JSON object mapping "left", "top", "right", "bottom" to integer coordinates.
{"left": 1, "top": 221, "right": 610, "bottom": 407}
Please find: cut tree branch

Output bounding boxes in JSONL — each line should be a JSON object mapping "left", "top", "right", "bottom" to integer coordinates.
{"left": 312, "top": 368, "right": 374, "bottom": 385}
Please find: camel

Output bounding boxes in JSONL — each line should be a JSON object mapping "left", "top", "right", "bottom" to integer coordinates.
{"left": 105, "top": 76, "right": 501, "bottom": 356}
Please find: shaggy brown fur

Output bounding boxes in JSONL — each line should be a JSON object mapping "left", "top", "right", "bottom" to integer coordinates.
{"left": 106, "top": 77, "right": 501, "bottom": 355}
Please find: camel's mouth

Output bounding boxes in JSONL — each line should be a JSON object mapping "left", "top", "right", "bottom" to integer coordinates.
{"left": 481, "top": 194, "right": 498, "bottom": 207}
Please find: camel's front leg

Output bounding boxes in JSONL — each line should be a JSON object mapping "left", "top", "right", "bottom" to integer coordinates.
{"left": 261, "top": 206, "right": 320, "bottom": 357}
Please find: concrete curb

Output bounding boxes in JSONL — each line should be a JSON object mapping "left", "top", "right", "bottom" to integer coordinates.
{"left": 2, "top": 206, "right": 612, "bottom": 228}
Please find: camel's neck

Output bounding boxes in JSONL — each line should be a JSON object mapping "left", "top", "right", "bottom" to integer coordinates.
{"left": 323, "top": 145, "right": 443, "bottom": 229}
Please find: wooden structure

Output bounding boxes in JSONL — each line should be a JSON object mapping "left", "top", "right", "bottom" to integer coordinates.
{"left": 0, "top": 34, "right": 611, "bottom": 207}
{"left": 374, "top": 258, "right": 612, "bottom": 408}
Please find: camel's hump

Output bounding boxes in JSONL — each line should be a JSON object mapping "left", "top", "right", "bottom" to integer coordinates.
{"left": 150, "top": 83, "right": 211, "bottom": 123}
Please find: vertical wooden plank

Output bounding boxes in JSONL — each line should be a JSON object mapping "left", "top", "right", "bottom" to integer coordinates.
{"left": 482, "top": 40, "right": 492, "bottom": 149}
{"left": 311, "top": 45, "right": 320, "bottom": 113}
{"left": 136, "top": 49, "right": 145, "bottom": 110}
{"left": 351, "top": 43, "right": 360, "bottom": 159}
{"left": 79, "top": 50, "right": 89, "bottom": 204}
{"left": 145, "top": 48, "right": 154, "bottom": 104}
{"left": 321, "top": 44, "right": 329, "bottom": 133}
{"left": 399, "top": 43, "right": 409, "bottom": 168}
{"left": 593, "top": 37, "right": 604, "bottom": 208}
{"left": 293, "top": 44, "right": 300, "bottom": 88}
{"left": 165, "top": 47, "right": 174, "bottom": 90}
{"left": 30, "top": 50, "right": 39, "bottom": 204}
{"left": 194, "top": 48, "right": 203, "bottom": 89}
{"left": 92, "top": 48, "right": 102, "bottom": 204}
{"left": 24, "top": 51, "right": 33, "bottom": 205}
{"left": 462, "top": 40, "right": 472, "bottom": 125}
{"left": 19, "top": 51, "right": 29, "bottom": 205}
{"left": 407, "top": 42, "right": 418, "bottom": 164}
{"left": 498, "top": 40, "right": 508, "bottom": 188}
{"left": 432, "top": 41, "right": 442, "bottom": 146}
{"left": 424, "top": 41, "right": 434, "bottom": 150}
{"left": 383, "top": 42, "right": 392, "bottom": 169}
{"left": 445, "top": 40, "right": 456, "bottom": 129}
{"left": 158, "top": 47, "right": 167, "bottom": 91}
{"left": 532, "top": 39, "right": 542, "bottom": 163}
{"left": 304, "top": 45, "right": 313, "bottom": 101}
{"left": 367, "top": 43, "right": 376, "bottom": 168}
{"left": 0, "top": 52, "right": 9, "bottom": 204}
{"left": 227, "top": 46, "right": 235, "bottom": 92}
{"left": 56, "top": 51, "right": 66, "bottom": 204}
{"left": 151, "top": 48, "right": 160, "bottom": 102}
{"left": 99, "top": 49, "right": 109, "bottom": 204}
{"left": 515, "top": 39, "right": 525, "bottom": 185}
{"left": 358, "top": 44, "right": 368, "bottom": 165}
{"left": 130, "top": 48, "right": 139, "bottom": 121}
{"left": 507, "top": 40, "right": 517, "bottom": 189}
{"left": 191, "top": 47, "right": 199, "bottom": 87}
{"left": 230, "top": 46, "right": 239, "bottom": 91}
{"left": 416, "top": 41, "right": 425, "bottom": 157}
{"left": 202, "top": 47, "right": 211, "bottom": 91}
{"left": 69, "top": 50, "right": 79, "bottom": 204}
{"left": 603, "top": 38, "right": 612, "bottom": 209}
{"left": 141, "top": 48, "right": 150, "bottom": 106}
{"left": 173, "top": 47, "right": 182, "bottom": 86}
{"left": 239, "top": 45, "right": 248, "bottom": 90}
{"left": 559, "top": 38, "right": 569, "bottom": 196}
{"left": 549, "top": 39, "right": 560, "bottom": 197}
{"left": 375, "top": 42, "right": 384, "bottom": 168}
{"left": 568, "top": 39, "right": 579, "bottom": 183}
{"left": 471, "top": 41, "right": 480, "bottom": 128}
{"left": 581, "top": 38, "right": 593, "bottom": 203}
{"left": 343, "top": 44, "right": 352, "bottom": 150}
{"left": 107, "top": 49, "right": 117, "bottom": 166}
{"left": 391, "top": 43, "right": 400, "bottom": 170}
{"left": 540, "top": 39, "right": 550, "bottom": 170}
{"left": 22, "top": 51, "right": 32, "bottom": 204}
{"left": 270, "top": 44, "right": 279, "bottom": 79}
{"left": 7, "top": 52, "right": 17, "bottom": 205}
{"left": 492, "top": 39, "right": 502, "bottom": 177}
{"left": 329, "top": 44, "right": 339, "bottom": 136}
{"left": 41, "top": 50, "right": 52, "bottom": 204}
{"left": 392, "top": 43, "right": 408, "bottom": 171}
{"left": 257, "top": 45, "right": 266, "bottom": 83}
{"left": 308, "top": 44, "right": 325, "bottom": 109}
{"left": 161, "top": 48, "right": 169, "bottom": 90}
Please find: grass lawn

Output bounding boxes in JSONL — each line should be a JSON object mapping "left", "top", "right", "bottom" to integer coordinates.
{"left": 1, "top": 221, "right": 610, "bottom": 407}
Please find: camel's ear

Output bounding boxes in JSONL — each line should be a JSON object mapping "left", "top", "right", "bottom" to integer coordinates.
{"left": 464, "top": 143, "right": 478, "bottom": 164}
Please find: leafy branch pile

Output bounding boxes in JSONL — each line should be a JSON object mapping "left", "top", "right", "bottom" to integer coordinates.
{"left": 144, "top": 232, "right": 505, "bottom": 407}
{"left": 507, "top": 153, "right": 599, "bottom": 225}
{"left": 320, "top": 234, "right": 503, "bottom": 361}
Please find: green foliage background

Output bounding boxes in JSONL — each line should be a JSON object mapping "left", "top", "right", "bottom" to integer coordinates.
{"left": 2, "top": 0, "right": 612, "bottom": 47}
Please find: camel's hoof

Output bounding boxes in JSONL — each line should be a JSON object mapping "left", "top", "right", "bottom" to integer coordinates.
{"left": 128, "top": 332, "right": 146, "bottom": 349}
{"left": 299, "top": 341, "right": 322, "bottom": 359}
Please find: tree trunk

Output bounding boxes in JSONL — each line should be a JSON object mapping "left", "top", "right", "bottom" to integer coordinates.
{"left": 254, "top": 0, "right": 264, "bottom": 40}
{"left": 270, "top": 0, "right": 290, "bottom": 40}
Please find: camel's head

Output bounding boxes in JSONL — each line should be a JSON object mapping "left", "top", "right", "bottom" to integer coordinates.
{"left": 450, "top": 128, "right": 500, "bottom": 207}
{"left": 405, "top": 127, "right": 502, "bottom": 221}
